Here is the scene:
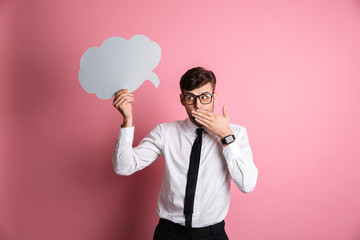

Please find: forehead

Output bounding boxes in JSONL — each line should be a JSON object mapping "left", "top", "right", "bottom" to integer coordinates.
{"left": 183, "top": 82, "right": 213, "bottom": 95}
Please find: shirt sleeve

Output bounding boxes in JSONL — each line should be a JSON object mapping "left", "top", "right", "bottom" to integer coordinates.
{"left": 222, "top": 125, "right": 258, "bottom": 193}
{"left": 112, "top": 124, "right": 163, "bottom": 176}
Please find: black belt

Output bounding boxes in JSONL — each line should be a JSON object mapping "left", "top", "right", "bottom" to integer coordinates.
{"left": 158, "top": 218, "right": 225, "bottom": 237}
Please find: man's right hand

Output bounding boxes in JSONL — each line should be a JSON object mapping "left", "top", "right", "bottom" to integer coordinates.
{"left": 113, "top": 89, "right": 134, "bottom": 128}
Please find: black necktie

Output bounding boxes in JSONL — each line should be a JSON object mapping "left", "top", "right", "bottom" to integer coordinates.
{"left": 184, "top": 128, "right": 203, "bottom": 227}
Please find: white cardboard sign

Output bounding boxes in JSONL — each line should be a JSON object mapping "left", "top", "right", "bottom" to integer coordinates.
{"left": 79, "top": 34, "right": 161, "bottom": 100}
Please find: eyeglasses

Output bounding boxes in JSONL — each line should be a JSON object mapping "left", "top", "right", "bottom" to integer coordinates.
{"left": 182, "top": 93, "right": 214, "bottom": 105}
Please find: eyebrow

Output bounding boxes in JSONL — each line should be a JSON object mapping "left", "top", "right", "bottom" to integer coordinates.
{"left": 184, "top": 92, "right": 212, "bottom": 96}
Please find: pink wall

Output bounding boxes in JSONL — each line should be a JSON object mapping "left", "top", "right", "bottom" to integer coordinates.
{"left": 1, "top": 0, "right": 360, "bottom": 239}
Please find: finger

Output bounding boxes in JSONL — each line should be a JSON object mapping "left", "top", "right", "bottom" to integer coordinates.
{"left": 113, "top": 95, "right": 123, "bottom": 105}
{"left": 114, "top": 89, "right": 128, "bottom": 97}
{"left": 117, "top": 96, "right": 135, "bottom": 106}
{"left": 222, "top": 105, "right": 228, "bottom": 117}
{"left": 192, "top": 110, "right": 212, "bottom": 120}
{"left": 195, "top": 114, "right": 212, "bottom": 126}
{"left": 114, "top": 96, "right": 134, "bottom": 107}
{"left": 113, "top": 93, "right": 133, "bottom": 105}
{"left": 113, "top": 92, "right": 127, "bottom": 103}
{"left": 115, "top": 92, "right": 133, "bottom": 100}
{"left": 194, "top": 116, "right": 208, "bottom": 127}
{"left": 115, "top": 99, "right": 134, "bottom": 110}
{"left": 194, "top": 109, "right": 214, "bottom": 117}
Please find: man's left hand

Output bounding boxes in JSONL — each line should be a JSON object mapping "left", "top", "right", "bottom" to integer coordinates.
{"left": 192, "top": 105, "right": 233, "bottom": 139}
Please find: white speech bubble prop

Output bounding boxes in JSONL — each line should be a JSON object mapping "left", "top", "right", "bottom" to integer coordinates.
{"left": 78, "top": 34, "right": 161, "bottom": 100}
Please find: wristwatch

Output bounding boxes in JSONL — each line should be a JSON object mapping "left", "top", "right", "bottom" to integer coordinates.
{"left": 221, "top": 134, "right": 235, "bottom": 145}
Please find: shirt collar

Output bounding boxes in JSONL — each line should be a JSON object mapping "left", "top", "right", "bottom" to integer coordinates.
{"left": 186, "top": 117, "right": 198, "bottom": 136}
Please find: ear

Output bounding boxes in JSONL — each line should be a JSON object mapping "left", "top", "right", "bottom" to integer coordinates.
{"left": 213, "top": 92, "right": 217, "bottom": 104}
{"left": 180, "top": 94, "right": 185, "bottom": 106}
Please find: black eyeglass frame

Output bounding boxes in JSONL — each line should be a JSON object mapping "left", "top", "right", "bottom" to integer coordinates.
{"left": 182, "top": 92, "right": 214, "bottom": 105}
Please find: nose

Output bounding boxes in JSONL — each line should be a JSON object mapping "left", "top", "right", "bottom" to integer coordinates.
{"left": 195, "top": 97, "right": 203, "bottom": 109}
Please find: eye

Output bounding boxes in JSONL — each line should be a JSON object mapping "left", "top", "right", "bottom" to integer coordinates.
{"left": 201, "top": 94, "right": 210, "bottom": 100}
{"left": 186, "top": 96, "right": 195, "bottom": 100}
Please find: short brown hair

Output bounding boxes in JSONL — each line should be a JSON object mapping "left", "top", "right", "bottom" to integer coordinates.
{"left": 180, "top": 67, "right": 216, "bottom": 93}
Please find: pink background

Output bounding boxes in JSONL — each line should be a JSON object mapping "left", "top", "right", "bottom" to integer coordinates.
{"left": 1, "top": 0, "right": 360, "bottom": 239}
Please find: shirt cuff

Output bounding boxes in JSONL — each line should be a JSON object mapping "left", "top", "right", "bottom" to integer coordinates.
{"left": 119, "top": 126, "right": 135, "bottom": 144}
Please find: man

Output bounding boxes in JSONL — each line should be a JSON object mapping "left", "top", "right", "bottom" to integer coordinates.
{"left": 112, "top": 67, "right": 258, "bottom": 240}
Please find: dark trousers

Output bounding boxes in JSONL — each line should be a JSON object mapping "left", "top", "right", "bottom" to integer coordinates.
{"left": 153, "top": 218, "right": 229, "bottom": 240}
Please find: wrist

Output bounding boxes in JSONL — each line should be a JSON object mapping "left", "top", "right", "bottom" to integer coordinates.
{"left": 121, "top": 117, "right": 133, "bottom": 128}
{"left": 219, "top": 130, "right": 233, "bottom": 139}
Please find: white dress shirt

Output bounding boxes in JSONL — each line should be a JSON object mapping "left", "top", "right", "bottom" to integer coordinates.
{"left": 113, "top": 118, "right": 258, "bottom": 227}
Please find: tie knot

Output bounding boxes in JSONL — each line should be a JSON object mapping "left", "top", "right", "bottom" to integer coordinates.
{"left": 196, "top": 128, "right": 203, "bottom": 136}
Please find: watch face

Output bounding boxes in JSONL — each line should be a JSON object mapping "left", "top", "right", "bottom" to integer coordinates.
{"left": 225, "top": 135, "right": 234, "bottom": 142}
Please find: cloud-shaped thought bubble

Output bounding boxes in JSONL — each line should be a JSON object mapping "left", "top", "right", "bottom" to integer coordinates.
{"left": 78, "top": 34, "right": 161, "bottom": 100}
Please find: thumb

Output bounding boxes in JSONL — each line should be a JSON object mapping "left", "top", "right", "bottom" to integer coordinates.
{"left": 222, "top": 105, "right": 228, "bottom": 117}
